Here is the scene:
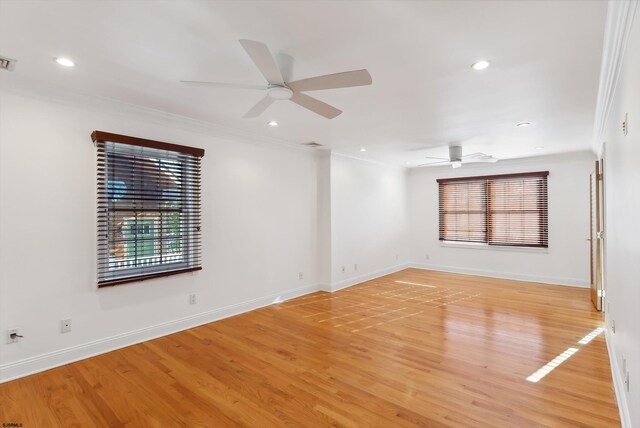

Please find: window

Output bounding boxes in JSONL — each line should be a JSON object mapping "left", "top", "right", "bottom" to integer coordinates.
{"left": 438, "top": 171, "right": 548, "bottom": 248}
{"left": 92, "top": 131, "right": 204, "bottom": 287}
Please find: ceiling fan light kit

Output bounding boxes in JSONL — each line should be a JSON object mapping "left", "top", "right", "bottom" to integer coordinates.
{"left": 181, "top": 39, "right": 372, "bottom": 119}
{"left": 267, "top": 86, "right": 293, "bottom": 100}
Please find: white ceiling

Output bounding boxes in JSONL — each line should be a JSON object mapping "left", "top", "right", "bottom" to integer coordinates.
{"left": 0, "top": 0, "right": 606, "bottom": 166}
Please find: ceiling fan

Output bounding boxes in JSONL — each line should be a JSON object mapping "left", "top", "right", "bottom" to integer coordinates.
{"left": 418, "top": 146, "right": 498, "bottom": 168}
{"left": 181, "top": 39, "right": 372, "bottom": 119}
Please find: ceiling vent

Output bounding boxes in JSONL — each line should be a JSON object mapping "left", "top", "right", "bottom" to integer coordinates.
{"left": 0, "top": 56, "right": 17, "bottom": 71}
{"left": 302, "top": 141, "right": 323, "bottom": 148}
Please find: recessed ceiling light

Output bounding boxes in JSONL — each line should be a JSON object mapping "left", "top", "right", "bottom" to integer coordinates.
{"left": 471, "top": 60, "right": 491, "bottom": 71}
{"left": 535, "top": 146, "right": 544, "bottom": 150}
{"left": 517, "top": 122, "right": 532, "bottom": 127}
{"left": 55, "top": 57, "right": 75, "bottom": 67}
{"left": 360, "top": 148, "right": 367, "bottom": 152}
{"left": 267, "top": 120, "right": 278, "bottom": 127}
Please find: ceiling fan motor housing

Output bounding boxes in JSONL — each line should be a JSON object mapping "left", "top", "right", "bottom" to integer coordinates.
{"left": 449, "top": 145, "right": 463, "bottom": 162}
{"left": 268, "top": 86, "right": 294, "bottom": 100}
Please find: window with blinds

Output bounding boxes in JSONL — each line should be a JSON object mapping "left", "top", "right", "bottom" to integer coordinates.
{"left": 92, "top": 131, "right": 204, "bottom": 287}
{"left": 438, "top": 171, "right": 548, "bottom": 248}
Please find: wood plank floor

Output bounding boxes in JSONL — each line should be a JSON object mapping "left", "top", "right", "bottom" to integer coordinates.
{"left": 0, "top": 269, "right": 620, "bottom": 427}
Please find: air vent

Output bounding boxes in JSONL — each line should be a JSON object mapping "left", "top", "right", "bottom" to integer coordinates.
{"left": 0, "top": 56, "right": 16, "bottom": 71}
{"left": 302, "top": 141, "right": 323, "bottom": 148}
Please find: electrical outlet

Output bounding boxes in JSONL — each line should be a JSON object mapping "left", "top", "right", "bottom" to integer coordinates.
{"left": 341, "top": 266, "right": 346, "bottom": 274}
{"left": 354, "top": 264, "right": 358, "bottom": 271}
{"left": 6, "top": 328, "right": 20, "bottom": 344}
{"left": 622, "top": 113, "right": 628, "bottom": 136}
{"left": 625, "top": 371, "right": 630, "bottom": 392}
{"left": 611, "top": 319, "right": 616, "bottom": 333}
{"left": 61, "top": 319, "right": 72, "bottom": 333}
{"left": 395, "top": 254, "right": 399, "bottom": 261}
{"left": 189, "top": 294, "right": 196, "bottom": 305}
{"left": 298, "top": 272, "right": 304, "bottom": 280}
{"left": 425, "top": 254, "right": 430, "bottom": 260}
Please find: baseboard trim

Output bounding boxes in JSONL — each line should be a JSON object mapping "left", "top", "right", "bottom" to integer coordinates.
{"left": 605, "top": 329, "right": 631, "bottom": 428}
{"left": 0, "top": 263, "right": 590, "bottom": 383}
{"left": 318, "top": 283, "right": 332, "bottom": 292}
{"left": 0, "top": 283, "right": 321, "bottom": 384}
{"left": 408, "top": 263, "right": 589, "bottom": 288}
{"left": 329, "top": 263, "right": 410, "bottom": 292}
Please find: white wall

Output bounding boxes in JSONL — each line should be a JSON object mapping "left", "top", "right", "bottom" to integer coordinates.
{"left": 330, "top": 154, "right": 408, "bottom": 290}
{"left": 0, "top": 90, "right": 322, "bottom": 381}
{"left": 408, "top": 152, "right": 595, "bottom": 287}
{"left": 0, "top": 84, "right": 415, "bottom": 380}
{"left": 316, "top": 151, "right": 333, "bottom": 288}
{"left": 600, "top": 4, "right": 640, "bottom": 426}
{"left": 0, "top": 79, "right": 615, "bottom": 389}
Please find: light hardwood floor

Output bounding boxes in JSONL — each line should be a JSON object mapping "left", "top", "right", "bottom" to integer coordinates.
{"left": 0, "top": 269, "right": 620, "bottom": 427}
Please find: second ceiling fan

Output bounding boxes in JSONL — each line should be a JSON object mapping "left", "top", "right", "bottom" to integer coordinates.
{"left": 181, "top": 39, "right": 372, "bottom": 119}
{"left": 418, "top": 146, "right": 498, "bottom": 168}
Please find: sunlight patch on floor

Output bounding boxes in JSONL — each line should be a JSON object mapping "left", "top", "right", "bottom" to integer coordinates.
{"left": 526, "top": 347, "right": 579, "bottom": 383}
{"left": 578, "top": 327, "right": 605, "bottom": 345}
{"left": 394, "top": 280, "right": 436, "bottom": 288}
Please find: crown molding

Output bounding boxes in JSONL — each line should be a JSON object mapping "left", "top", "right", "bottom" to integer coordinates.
{"left": 0, "top": 73, "right": 319, "bottom": 156}
{"left": 592, "top": 0, "right": 638, "bottom": 157}
{"left": 330, "top": 151, "right": 408, "bottom": 171}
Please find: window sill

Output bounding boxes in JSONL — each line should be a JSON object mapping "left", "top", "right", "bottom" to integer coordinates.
{"left": 440, "top": 241, "right": 549, "bottom": 254}
{"left": 98, "top": 266, "right": 202, "bottom": 288}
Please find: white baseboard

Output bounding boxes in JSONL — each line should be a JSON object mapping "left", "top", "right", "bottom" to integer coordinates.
{"left": 0, "top": 263, "right": 590, "bottom": 384}
{"left": 329, "top": 263, "right": 410, "bottom": 292}
{"left": 0, "top": 283, "right": 321, "bottom": 384}
{"left": 605, "top": 329, "right": 631, "bottom": 428}
{"left": 318, "top": 283, "right": 332, "bottom": 292}
{"left": 408, "top": 263, "right": 589, "bottom": 288}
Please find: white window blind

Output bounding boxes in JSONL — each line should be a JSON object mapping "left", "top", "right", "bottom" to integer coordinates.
{"left": 93, "top": 131, "right": 203, "bottom": 287}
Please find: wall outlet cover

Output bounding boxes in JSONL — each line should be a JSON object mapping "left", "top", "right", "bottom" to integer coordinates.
{"left": 625, "top": 371, "right": 630, "bottom": 392}
{"left": 7, "top": 328, "right": 19, "bottom": 344}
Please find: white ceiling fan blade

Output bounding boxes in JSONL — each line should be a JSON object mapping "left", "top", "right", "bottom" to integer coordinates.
{"left": 462, "top": 152, "right": 489, "bottom": 159}
{"left": 180, "top": 81, "right": 268, "bottom": 90}
{"left": 239, "top": 39, "right": 285, "bottom": 86}
{"left": 462, "top": 157, "right": 498, "bottom": 163}
{"left": 423, "top": 156, "right": 449, "bottom": 161}
{"left": 290, "top": 92, "right": 342, "bottom": 119}
{"left": 287, "top": 69, "right": 372, "bottom": 92}
{"left": 243, "top": 96, "right": 277, "bottom": 118}
{"left": 417, "top": 160, "right": 451, "bottom": 167}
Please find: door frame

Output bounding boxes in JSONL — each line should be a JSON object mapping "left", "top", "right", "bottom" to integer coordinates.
{"left": 590, "top": 159, "right": 604, "bottom": 311}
